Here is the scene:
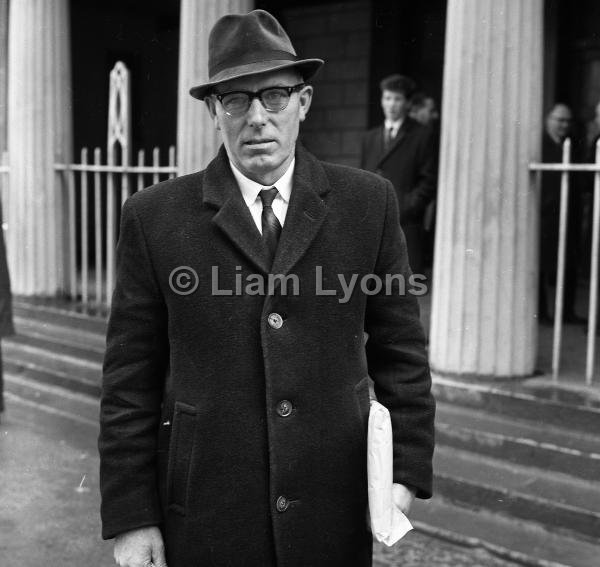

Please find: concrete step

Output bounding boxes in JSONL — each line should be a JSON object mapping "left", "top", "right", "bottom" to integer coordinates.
{"left": 13, "top": 299, "right": 108, "bottom": 335}
{"left": 3, "top": 334, "right": 102, "bottom": 386}
{"left": 432, "top": 375, "right": 600, "bottom": 434}
{"left": 436, "top": 402, "right": 600, "bottom": 482}
{"left": 14, "top": 316, "right": 106, "bottom": 352}
{"left": 434, "top": 445, "right": 600, "bottom": 541}
{"left": 412, "top": 497, "right": 600, "bottom": 567}
{"left": 3, "top": 358, "right": 101, "bottom": 398}
{"left": 3, "top": 371, "right": 100, "bottom": 426}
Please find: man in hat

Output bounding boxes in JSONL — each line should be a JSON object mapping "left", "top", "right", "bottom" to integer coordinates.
{"left": 360, "top": 75, "right": 436, "bottom": 276}
{"left": 99, "top": 10, "right": 434, "bottom": 567}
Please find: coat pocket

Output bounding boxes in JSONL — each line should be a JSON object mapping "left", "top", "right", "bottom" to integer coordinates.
{"left": 167, "top": 401, "right": 197, "bottom": 515}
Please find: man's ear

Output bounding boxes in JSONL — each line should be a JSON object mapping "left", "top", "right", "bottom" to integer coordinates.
{"left": 204, "top": 97, "right": 221, "bottom": 131}
{"left": 298, "top": 85, "right": 313, "bottom": 123}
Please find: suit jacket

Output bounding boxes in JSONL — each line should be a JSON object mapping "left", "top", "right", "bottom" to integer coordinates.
{"left": 98, "top": 144, "right": 435, "bottom": 567}
{"left": 360, "top": 117, "right": 435, "bottom": 226}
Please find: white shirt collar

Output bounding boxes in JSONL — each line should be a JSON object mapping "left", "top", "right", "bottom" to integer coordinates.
{"left": 229, "top": 158, "right": 295, "bottom": 207}
{"left": 384, "top": 118, "right": 403, "bottom": 133}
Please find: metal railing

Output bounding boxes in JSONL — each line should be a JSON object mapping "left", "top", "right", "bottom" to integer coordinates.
{"left": 529, "top": 137, "right": 600, "bottom": 385}
{"left": 54, "top": 146, "right": 177, "bottom": 308}
{"left": 52, "top": 61, "right": 179, "bottom": 310}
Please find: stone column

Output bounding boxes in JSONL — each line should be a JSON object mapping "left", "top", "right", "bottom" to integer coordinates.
{"left": 177, "top": 0, "right": 253, "bottom": 175}
{"left": 7, "top": 0, "right": 72, "bottom": 295}
{"left": 0, "top": 0, "right": 8, "bottom": 155}
{"left": 429, "top": 0, "right": 543, "bottom": 378}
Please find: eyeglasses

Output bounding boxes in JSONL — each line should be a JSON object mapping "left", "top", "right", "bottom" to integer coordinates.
{"left": 213, "top": 83, "right": 306, "bottom": 117}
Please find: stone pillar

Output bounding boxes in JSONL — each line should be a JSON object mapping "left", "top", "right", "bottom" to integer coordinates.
{"left": 0, "top": 0, "right": 7, "bottom": 155}
{"left": 7, "top": 0, "right": 72, "bottom": 295}
{"left": 177, "top": 0, "right": 253, "bottom": 175}
{"left": 429, "top": 0, "right": 543, "bottom": 378}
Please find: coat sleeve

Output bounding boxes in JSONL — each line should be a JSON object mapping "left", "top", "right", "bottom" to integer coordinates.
{"left": 364, "top": 181, "right": 435, "bottom": 499}
{"left": 98, "top": 197, "right": 169, "bottom": 539}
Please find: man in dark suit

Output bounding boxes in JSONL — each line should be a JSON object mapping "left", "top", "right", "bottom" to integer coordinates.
{"left": 99, "top": 10, "right": 434, "bottom": 567}
{"left": 360, "top": 75, "right": 436, "bottom": 276}
{"left": 539, "top": 103, "right": 584, "bottom": 324}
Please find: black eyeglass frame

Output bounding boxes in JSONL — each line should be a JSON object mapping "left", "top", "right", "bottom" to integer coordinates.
{"left": 212, "top": 83, "right": 306, "bottom": 116}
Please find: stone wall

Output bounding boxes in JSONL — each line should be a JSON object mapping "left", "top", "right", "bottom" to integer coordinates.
{"left": 282, "top": 2, "right": 371, "bottom": 167}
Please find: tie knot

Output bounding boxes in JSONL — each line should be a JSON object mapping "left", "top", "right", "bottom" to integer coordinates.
{"left": 259, "top": 187, "right": 278, "bottom": 207}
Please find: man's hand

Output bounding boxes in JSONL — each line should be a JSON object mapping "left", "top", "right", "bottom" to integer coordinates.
{"left": 392, "top": 483, "right": 416, "bottom": 515}
{"left": 113, "top": 526, "right": 167, "bottom": 567}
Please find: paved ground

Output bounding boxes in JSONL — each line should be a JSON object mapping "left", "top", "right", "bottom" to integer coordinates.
{"left": 0, "top": 393, "right": 520, "bottom": 567}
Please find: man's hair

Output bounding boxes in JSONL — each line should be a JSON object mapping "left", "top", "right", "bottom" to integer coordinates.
{"left": 379, "top": 74, "right": 416, "bottom": 98}
{"left": 547, "top": 102, "right": 572, "bottom": 117}
{"left": 410, "top": 91, "right": 428, "bottom": 109}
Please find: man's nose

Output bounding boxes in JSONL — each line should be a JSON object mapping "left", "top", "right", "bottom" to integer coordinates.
{"left": 246, "top": 97, "right": 268, "bottom": 127}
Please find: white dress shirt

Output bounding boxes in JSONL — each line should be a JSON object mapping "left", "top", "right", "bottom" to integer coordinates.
{"left": 384, "top": 118, "right": 403, "bottom": 140}
{"left": 229, "top": 159, "right": 294, "bottom": 234}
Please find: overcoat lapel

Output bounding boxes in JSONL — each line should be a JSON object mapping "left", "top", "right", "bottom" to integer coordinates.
{"left": 203, "top": 146, "right": 271, "bottom": 274}
{"left": 202, "top": 144, "right": 331, "bottom": 277}
{"left": 377, "top": 119, "right": 411, "bottom": 168}
{"left": 371, "top": 126, "right": 385, "bottom": 166}
{"left": 270, "top": 144, "right": 330, "bottom": 276}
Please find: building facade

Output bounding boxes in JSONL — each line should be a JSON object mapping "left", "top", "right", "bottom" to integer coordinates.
{"left": 1, "top": 0, "right": 599, "bottom": 380}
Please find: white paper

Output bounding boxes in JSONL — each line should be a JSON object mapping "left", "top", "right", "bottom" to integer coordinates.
{"left": 367, "top": 400, "right": 413, "bottom": 546}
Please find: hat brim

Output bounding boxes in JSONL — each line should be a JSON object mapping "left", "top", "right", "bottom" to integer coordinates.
{"left": 189, "top": 58, "right": 324, "bottom": 100}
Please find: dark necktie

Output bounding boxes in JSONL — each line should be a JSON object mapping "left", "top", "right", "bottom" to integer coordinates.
{"left": 259, "top": 187, "right": 282, "bottom": 266}
{"left": 384, "top": 126, "right": 394, "bottom": 151}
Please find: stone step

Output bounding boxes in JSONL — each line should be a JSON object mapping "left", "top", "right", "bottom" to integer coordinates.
{"left": 13, "top": 298, "right": 108, "bottom": 335}
{"left": 3, "top": 371, "right": 100, "bottom": 426}
{"left": 3, "top": 358, "right": 101, "bottom": 398}
{"left": 432, "top": 375, "right": 600, "bottom": 434}
{"left": 436, "top": 402, "right": 600, "bottom": 482}
{"left": 14, "top": 315, "right": 106, "bottom": 352}
{"left": 3, "top": 334, "right": 102, "bottom": 386}
{"left": 434, "top": 445, "right": 600, "bottom": 541}
{"left": 412, "top": 497, "right": 600, "bottom": 567}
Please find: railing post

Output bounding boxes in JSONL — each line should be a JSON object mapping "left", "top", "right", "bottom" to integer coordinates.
{"left": 106, "top": 61, "right": 131, "bottom": 306}
{"left": 586, "top": 139, "right": 600, "bottom": 385}
{"left": 551, "top": 138, "right": 571, "bottom": 381}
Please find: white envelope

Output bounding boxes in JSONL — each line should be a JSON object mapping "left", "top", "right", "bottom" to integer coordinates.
{"left": 367, "top": 400, "right": 413, "bottom": 546}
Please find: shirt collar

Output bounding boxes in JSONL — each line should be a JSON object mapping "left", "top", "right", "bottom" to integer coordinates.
{"left": 384, "top": 118, "right": 403, "bottom": 132}
{"left": 229, "top": 158, "right": 295, "bottom": 207}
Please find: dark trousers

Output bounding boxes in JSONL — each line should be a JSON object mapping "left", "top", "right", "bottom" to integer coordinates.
{"left": 538, "top": 221, "right": 580, "bottom": 319}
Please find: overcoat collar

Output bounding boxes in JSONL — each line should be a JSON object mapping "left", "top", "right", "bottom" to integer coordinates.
{"left": 203, "top": 144, "right": 331, "bottom": 276}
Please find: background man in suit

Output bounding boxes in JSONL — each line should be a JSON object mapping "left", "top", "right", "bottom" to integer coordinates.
{"left": 360, "top": 75, "right": 436, "bottom": 276}
{"left": 539, "top": 103, "right": 584, "bottom": 324}
{"left": 99, "top": 10, "right": 434, "bottom": 567}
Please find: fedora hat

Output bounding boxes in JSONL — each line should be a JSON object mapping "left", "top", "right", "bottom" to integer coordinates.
{"left": 189, "top": 9, "right": 324, "bottom": 100}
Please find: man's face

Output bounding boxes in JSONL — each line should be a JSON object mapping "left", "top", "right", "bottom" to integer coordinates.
{"left": 207, "top": 69, "right": 312, "bottom": 185}
{"left": 412, "top": 98, "right": 439, "bottom": 125}
{"left": 381, "top": 90, "right": 409, "bottom": 122}
{"left": 546, "top": 105, "right": 572, "bottom": 141}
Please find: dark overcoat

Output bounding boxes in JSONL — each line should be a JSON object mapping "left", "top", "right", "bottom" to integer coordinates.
{"left": 360, "top": 117, "right": 436, "bottom": 274}
{"left": 539, "top": 132, "right": 582, "bottom": 317}
{"left": 0, "top": 200, "right": 14, "bottom": 338}
{"left": 99, "top": 144, "right": 435, "bottom": 567}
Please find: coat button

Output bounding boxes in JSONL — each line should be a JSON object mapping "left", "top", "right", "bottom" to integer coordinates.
{"left": 267, "top": 312, "right": 283, "bottom": 329}
{"left": 276, "top": 495, "right": 289, "bottom": 512}
{"left": 277, "top": 400, "right": 293, "bottom": 417}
